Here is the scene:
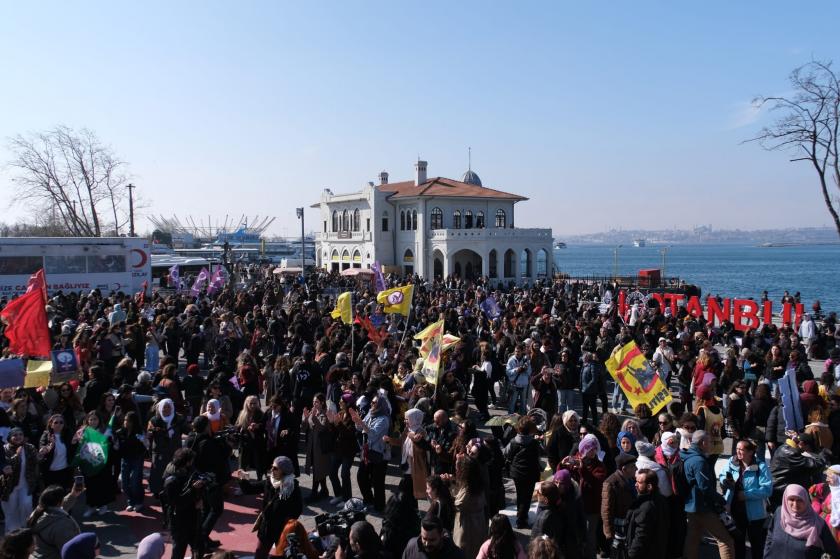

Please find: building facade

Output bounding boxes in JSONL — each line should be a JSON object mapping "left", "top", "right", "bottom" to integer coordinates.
{"left": 313, "top": 160, "right": 553, "bottom": 284}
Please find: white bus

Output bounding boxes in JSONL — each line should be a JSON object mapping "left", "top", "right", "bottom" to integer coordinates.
{"left": 0, "top": 237, "right": 150, "bottom": 296}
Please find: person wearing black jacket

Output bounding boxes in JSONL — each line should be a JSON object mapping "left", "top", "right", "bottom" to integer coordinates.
{"left": 255, "top": 456, "right": 303, "bottom": 559}
{"left": 186, "top": 415, "right": 231, "bottom": 549}
{"left": 504, "top": 416, "right": 541, "bottom": 529}
{"left": 625, "top": 469, "right": 669, "bottom": 559}
{"left": 768, "top": 433, "right": 827, "bottom": 507}
{"left": 291, "top": 345, "right": 323, "bottom": 412}
{"left": 380, "top": 476, "right": 421, "bottom": 557}
{"left": 163, "top": 448, "right": 205, "bottom": 559}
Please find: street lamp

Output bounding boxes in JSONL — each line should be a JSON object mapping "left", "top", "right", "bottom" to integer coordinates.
{"left": 659, "top": 246, "right": 670, "bottom": 279}
{"left": 296, "top": 208, "right": 305, "bottom": 278}
{"left": 612, "top": 245, "right": 623, "bottom": 279}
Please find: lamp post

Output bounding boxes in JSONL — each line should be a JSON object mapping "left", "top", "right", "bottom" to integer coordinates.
{"left": 127, "top": 183, "right": 136, "bottom": 237}
{"left": 296, "top": 207, "right": 305, "bottom": 278}
{"left": 659, "top": 246, "right": 670, "bottom": 279}
{"left": 612, "top": 245, "right": 623, "bottom": 279}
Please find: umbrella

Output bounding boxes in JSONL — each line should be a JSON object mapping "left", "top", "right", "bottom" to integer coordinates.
{"left": 340, "top": 268, "right": 374, "bottom": 277}
{"left": 484, "top": 413, "right": 520, "bottom": 427}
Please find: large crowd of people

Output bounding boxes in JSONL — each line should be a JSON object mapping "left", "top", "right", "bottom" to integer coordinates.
{"left": 0, "top": 263, "right": 839, "bottom": 559}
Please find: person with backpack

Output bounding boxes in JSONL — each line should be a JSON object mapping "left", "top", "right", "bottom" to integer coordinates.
{"left": 504, "top": 416, "right": 542, "bottom": 529}
{"left": 680, "top": 430, "right": 735, "bottom": 559}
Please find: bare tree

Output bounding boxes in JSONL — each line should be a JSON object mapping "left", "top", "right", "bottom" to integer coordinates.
{"left": 5, "top": 126, "right": 133, "bottom": 237}
{"left": 749, "top": 60, "right": 840, "bottom": 238}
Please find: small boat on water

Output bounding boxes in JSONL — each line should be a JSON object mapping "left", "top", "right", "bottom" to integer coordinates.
{"left": 633, "top": 239, "right": 646, "bottom": 247}
{"left": 554, "top": 242, "right": 567, "bottom": 249}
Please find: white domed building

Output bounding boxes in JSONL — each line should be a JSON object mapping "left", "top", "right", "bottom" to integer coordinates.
{"left": 313, "top": 159, "right": 553, "bottom": 285}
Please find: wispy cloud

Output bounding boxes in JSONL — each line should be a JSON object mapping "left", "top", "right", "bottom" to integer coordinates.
{"left": 725, "top": 100, "right": 763, "bottom": 130}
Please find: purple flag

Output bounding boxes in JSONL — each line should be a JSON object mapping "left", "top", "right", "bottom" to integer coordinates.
{"left": 168, "top": 265, "right": 180, "bottom": 290}
{"left": 372, "top": 261, "right": 386, "bottom": 293}
{"left": 480, "top": 296, "right": 502, "bottom": 319}
{"left": 207, "top": 268, "right": 226, "bottom": 296}
{"left": 190, "top": 267, "right": 210, "bottom": 296}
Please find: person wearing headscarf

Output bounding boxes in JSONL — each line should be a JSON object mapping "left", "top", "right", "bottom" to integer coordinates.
{"left": 2, "top": 428, "right": 38, "bottom": 531}
{"left": 764, "top": 484, "right": 839, "bottom": 558}
{"left": 400, "top": 407, "right": 429, "bottom": 500}
{"left": 202, "top": 399, "right": 229, "bottom": 435}
{"left": 146, "top": 398, "right": 187, "bottom": 498}
{"left": 255, "top": 456, "right": 303, "bottom": 559}
{"left": 546, "top": 410, "right": 580, "bottom": 471}
{"left": 635, "top": 441, "right": 671, "bottom": 497}
{"left": 565, "top": 433, "right": 608, "bottom": 559}
{"left": 136, "top": 534, "right": 164, "bottom": 559}
{"left": 617, "top": 431, "right": 638, "bottom": 457}
{"left": 60, "top": 533, "right": 98, "bottom": 559}
{"left": 655, "top": 431, "right": 686, "bottom": 559}
{"left": 349, "top": 390, "right": 391, "bottom": 511}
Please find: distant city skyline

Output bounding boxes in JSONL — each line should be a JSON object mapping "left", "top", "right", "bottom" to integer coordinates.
{"left": 0, "top": 2, "right": 838, "bottom": 237}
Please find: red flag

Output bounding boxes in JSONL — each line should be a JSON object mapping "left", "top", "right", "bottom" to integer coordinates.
{"left": 1, "top": 269, "right": 51, "bottom": 357}
{"left": 135, "top": 280, "right": 148, "bottom": 306}
{"left": 355, "top": 315, "right": 384, "bottom": 345}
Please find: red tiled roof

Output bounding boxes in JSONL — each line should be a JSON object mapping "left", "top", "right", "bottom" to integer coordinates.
{"left": 378, "top": 177, "right": 528, "bottom": 201}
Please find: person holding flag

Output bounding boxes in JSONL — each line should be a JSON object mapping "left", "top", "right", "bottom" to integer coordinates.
{"left": 73, "top": 412, "right": 115, "bottom": 517}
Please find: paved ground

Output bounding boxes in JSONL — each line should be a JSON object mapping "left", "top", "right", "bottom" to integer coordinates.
{"left": 67, "top": 348, "right": 828, "bottom": 557}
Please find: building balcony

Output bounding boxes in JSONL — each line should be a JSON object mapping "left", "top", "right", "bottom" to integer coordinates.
{"left": 315, "top": 231, "right": 372, "bottom": 242}
{"left": 428, "top": 227, "right": 552, "bottom": 243}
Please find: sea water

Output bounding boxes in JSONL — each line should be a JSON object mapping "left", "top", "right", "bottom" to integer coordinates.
{"left": 553, "top": 244, "right": 840, "bottom": 314}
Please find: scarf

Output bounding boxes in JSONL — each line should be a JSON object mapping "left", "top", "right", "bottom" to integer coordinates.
{"left": 157, "top": 399, "right": 174, "bottom": 427}
{"left": 562, "top": 410, "right": 579, "bottom": 431}
{"left": 206, "top": 399, "right": 221, "bottom": 421}
{"left": 402, "top": 408, "right": 425, "bottom": 468}
{"left": 617, "top": 431, "right": 638, "bottom": 456}
{"left": 578, "top": 433, "right": 605, "bottom": 462}
{"left": 270, "top": 473, "right": 296, "bottom": 499}
{"left": 780, "top": 484, "right": 822, "bottom": 548}
{"left": 661, "top": 431, "right": 679, "bottom": 457}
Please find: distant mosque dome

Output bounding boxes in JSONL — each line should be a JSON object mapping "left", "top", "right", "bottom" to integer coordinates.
{"left": 460, "top": 169, "right": 482, "bottom": 186}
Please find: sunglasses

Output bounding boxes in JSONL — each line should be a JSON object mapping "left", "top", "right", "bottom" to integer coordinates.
{"left": 659, "top": 421, "right": 669, "bottom": 425}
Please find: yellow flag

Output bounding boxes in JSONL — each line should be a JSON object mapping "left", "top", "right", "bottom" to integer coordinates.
{"left": 420, "top": 324, "right": 444, "bottom": 386}
{"left": 605, "top": 341, "right": 672, "bottom": 414}
{"left": 330, "top": 291, "right": 353, "bottom": 324}
{"left": 24, "top": 359, "right": 52, "bottom": 388}
{"left": 376, "top": 284, "right": 414, "bottom": 316}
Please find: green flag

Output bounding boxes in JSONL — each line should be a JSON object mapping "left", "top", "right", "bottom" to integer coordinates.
{"left": 74, "top": 426, "right": 109, "bottom": 476}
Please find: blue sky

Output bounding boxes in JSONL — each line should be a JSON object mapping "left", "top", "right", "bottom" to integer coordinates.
{"left": 1, "top": 1, "right": 838, "bottom": 236}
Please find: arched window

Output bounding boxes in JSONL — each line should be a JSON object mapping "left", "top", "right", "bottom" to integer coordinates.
{"left": 536, "top": 249, "right": 549, "bottom": 278}
{"left": 464, "top": 210, "right": 473, "bottom": 229}
{"left": 342, "top": 209, "right": 349, "bottom": 231}
{"left": 404, "top": 249, "right": 414, "bottom": 262}
{"left": 495, "top": 209, "right": 506, "bottom": 228}
{"left": 430, "top": 207, "right": 443, "bottom": 229}
{"left": 489, "top": 249, "right": 498, "bottom": 278}
{"left": 453, "top": 210, "right": 462, "bottom": 229}
{"left": 412, "top": 210, "right": 417, "bottom": 230}
{"left": 476, "top": 211, "right": 485, "bottom": 229}
{"left": 332, "top": 210, "right": 338, "bottom": 232}
{"left": 520, "top": 249, "right": 532, "bottom": 277}
{"left": 353, "top": 209, "right": 360, "bottom": 231}
{"left": 400, "top": 211, "right": 406, "bottom": 231}
{"left": 504, "top": 249, "right": 515, "bottom": 277}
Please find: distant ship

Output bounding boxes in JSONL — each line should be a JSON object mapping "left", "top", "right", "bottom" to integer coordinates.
{"left": 554, "top": 242, "right": 567, "bottom": 249}
{"left": 633, "top": 239, "right": 646, "bottom": 247}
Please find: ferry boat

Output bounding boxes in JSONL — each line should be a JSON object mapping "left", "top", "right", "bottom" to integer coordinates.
{"left": 554, "top": 242, "right": 567, "bottom": 249}
{"left": 633, "top": 239, "right": 646, "bottom": 247}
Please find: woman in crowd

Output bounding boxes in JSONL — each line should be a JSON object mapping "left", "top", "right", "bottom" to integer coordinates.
{"left": 380, "top": 476, "right": 421, "bottom": 558}
{"left": 201, "top": 381, "right": 234, "bottom": 422}
{"left": 764, "top": 484, "right": 839, "bottom": 558}
{"left": 203, "top": 398, "right": 230, "bottom": 435}
{"left": 1, "top": 428, "right": 38, "bottom": 531}
{"left": 114, "top": 411, "right": 147, "bottom": 512}
{"left": 719, "top": 439, "right": 772, "bottom": 559}
{"left": 566, "top": 433, "right": 609, "bottom": 559}
{"left": 54, "top": 383, "right": 84, "bottom": 432}
{"left": 452, "top": 441, "right": 488, "bottom": 559}
{"left": 8, "top": 398, "right": 40, "bottom": 443}
{"left": 477, "top": 514, "right": 527, "bottom": 559}
{"left": 744, "top": 383, "right": 775, "bottom": 460}
{"left": 303, "top": 392, "right": 339, "bottom": 503}
{"left": 73, "top": 412, "right": 115, "bottom": 517}
{"left": 27, "top": 484, "right": 82, "bottom": 559}
{"left": 617, "top": 430, "right": 637, "bottom": 456}
{"left": 255, "top": 456, "right": 303, "bottom": 559}
{"left": 37, "top": 415, "right": 75, "bottom": 490}
{"left": 236, "top": 395, "right": 267, "bottom": 480}
{"left": 0, "top": 528, "right": 34, "bottom": 559}
{"left": 147, "top": 398, "right": 188, "bottom": 498}
{"left": 425, "top": 474, "right": 456, "bottom": 535}
{"left": 399, "top": 407, "right": 429, "bottom": 501}
{"left": 546, "top": 410, "right": 579, "bottom": 471}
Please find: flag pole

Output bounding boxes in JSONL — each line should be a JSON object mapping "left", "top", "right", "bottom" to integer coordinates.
{"left": 350, "top": 293, "right": 355, "bottom": 369}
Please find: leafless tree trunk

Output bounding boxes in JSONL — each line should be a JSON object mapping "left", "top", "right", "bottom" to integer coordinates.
{"left": 748, "top": 61, "right": 840, "bottom": 239}
{"left": 5, "top": 126, "right": 131, "bottom": 237}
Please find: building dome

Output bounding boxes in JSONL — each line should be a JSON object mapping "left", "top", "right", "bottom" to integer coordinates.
{"left": 460, "top": 169, "right": 482, "bottom": 186}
